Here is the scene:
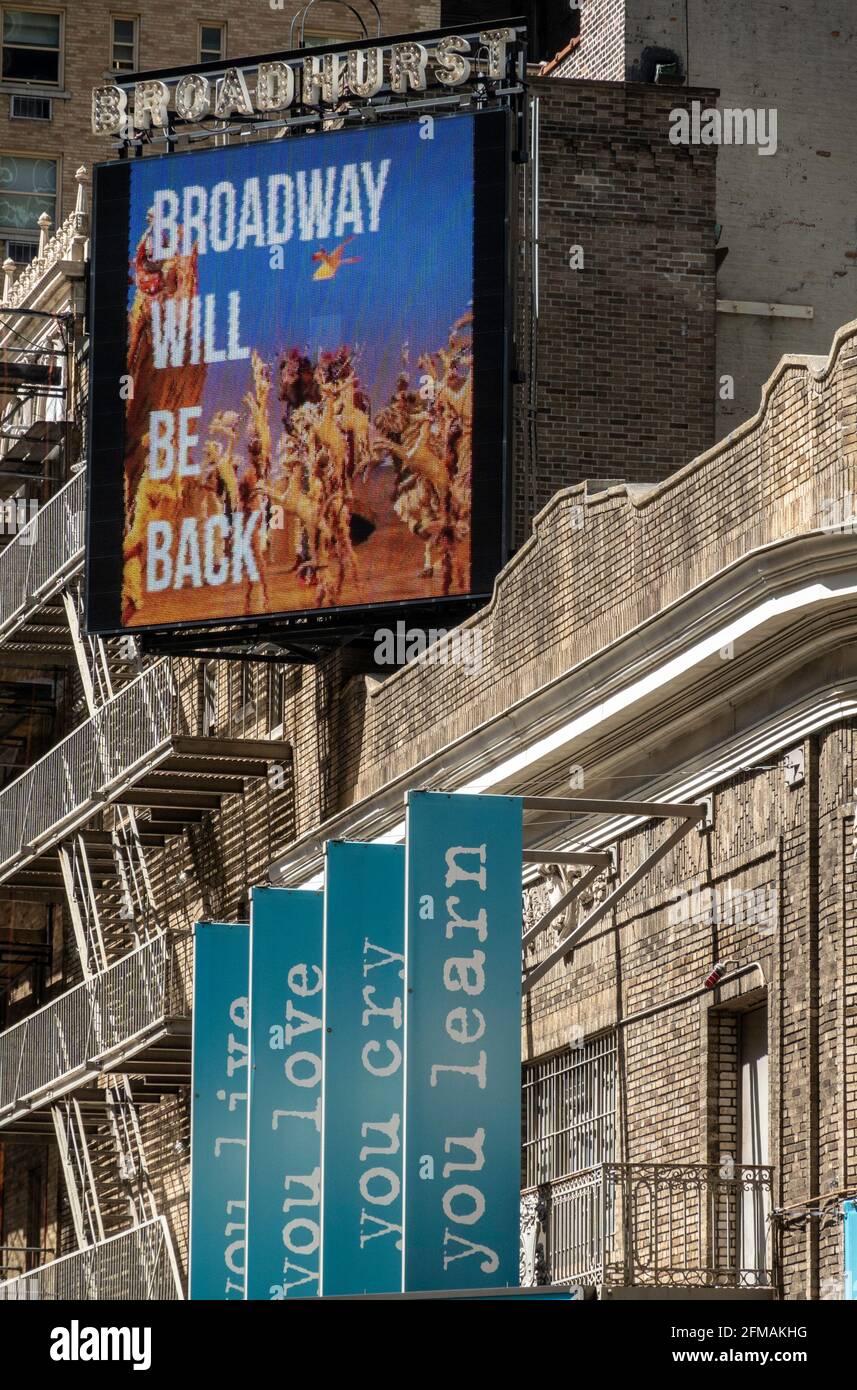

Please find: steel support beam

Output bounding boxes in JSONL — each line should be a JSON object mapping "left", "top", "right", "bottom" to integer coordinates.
{"left": 521, "top": 796, "right": 706, "bottom": 992}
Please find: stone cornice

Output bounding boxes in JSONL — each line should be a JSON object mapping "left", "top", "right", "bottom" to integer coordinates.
{"left": 270, "top": 529, "right": 857, "bottom": 885}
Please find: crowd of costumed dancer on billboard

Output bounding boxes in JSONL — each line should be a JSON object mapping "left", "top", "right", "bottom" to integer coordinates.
{"left": 122, "top": 218, "right": 473, "bottom": 624}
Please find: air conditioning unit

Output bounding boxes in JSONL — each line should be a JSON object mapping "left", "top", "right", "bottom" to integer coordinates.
{"left": 10, "top": 93, "right": 51, "bottom": 120}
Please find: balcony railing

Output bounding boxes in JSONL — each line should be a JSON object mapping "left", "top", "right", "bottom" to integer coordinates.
{"left": 0, "top": 931, "right": 190, "bottom": 1128}
{"left": 0, "top": 1217, "right": 183, "bottom": 1300}
{"left": 0, "top": 470, "right": 85, "bottom": 641}
{"left": 0, "top": 657, "right": 193, "bottom": 881}
{"left": 521, "top": 1162, "right": 775, "bottom": 1290}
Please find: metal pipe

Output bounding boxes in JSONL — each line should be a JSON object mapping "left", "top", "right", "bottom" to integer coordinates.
{"left": 522, "top": 849, "right": 612, "bottom": 867}
{"left": 615, "top": 962, "right": 766, "bottom": 1029}
{"left": 774, "top": 1187, "right": 857, "bottom": 1214}
{"left": 524, "top": 795, "right": 706, "bottom": 820}
{"left": 0, "top": 308, "right": 72, "bottom": 321}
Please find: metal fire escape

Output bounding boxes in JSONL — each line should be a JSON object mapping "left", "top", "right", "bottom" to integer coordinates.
{"left": 0, "top": 166, "right": 292, "bottom": 1296}
{"left": 55, "top": 623, "right": 162, "bottom": 1251}
{"left": 0, "top": 177, "right": 168, "bottom": 1278}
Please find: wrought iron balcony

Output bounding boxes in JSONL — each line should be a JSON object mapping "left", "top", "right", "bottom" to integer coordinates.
{"left": 0, "top": 1216, "right": 183, "bottom": 1300}
{"left": 521, "top": 1161, "right": 775, "bottom": 1291}
{"left": 0, "top": 469, "right": 84, "bottom": 658}
{"left": 0, "top": 931, "right": 191, "bottom": 1136}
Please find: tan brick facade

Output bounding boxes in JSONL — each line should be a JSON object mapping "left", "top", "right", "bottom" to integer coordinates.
{"left": 517, "top": 76, "right": 716, "bottom": 533}
{"left": 552, "top": 0, "right": 624, "bottom": 82}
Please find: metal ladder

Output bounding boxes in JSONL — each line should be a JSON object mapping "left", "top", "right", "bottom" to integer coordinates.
{"left": 51, "top": 583, "right": 164, "bottom": 1262}
{"left": 51, "top": 1097, "right": 106, "bottom": 1252}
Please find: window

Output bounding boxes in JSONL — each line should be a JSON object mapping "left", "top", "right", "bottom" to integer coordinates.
{"left": 25, "top": 1162, "right": 43, "bottom": 1271}
{"left": 522, "top": 1033, "right": 617, "bottom": 1187}
{"left": 197, "top": 661, "right": 218, "bottom": 735}
{"left": 1, "top": 8, "right": 61, "bottom": 85}
{"left": 199, "top": 22, "right": 224, "bottom": 63}
{"left": 6, "top": 236, "right": 37, "bottom": 262}
{"left": 268, "top": 665, "right": 284, "bottom": 735}
{"left": 0, "top": 154, "right": 56, "bottom": 236}
{"left": 110, "top": 15, "right": 137, "bottom": 72}
{"left": 230, "top": 663, "right": 254, "bottom": 725}
{"left": 268, "top": 664, "right": 300, "bottom": 733}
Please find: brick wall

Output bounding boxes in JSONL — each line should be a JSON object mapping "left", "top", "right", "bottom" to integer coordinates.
{"left": 516, "top": 729, "right": 854, "bottom": 1298}
{"left": 0, "top": 1142, "right": 61, "bottom": 1276}
{"left": 552, "top": 0, "right": 625, "bottom": 81}
{"left": 519, "top": 77, "right": 716, "bottom": 533}
{"left": 549, "top": 0, "right": 857, "bottom": 450}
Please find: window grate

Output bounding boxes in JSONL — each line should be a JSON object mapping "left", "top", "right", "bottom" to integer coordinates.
{"left": 10, "top": 93, "right": 51, "bottom": 120}
{"left": 522, "top": 1032, "right": 617, "bottom": 1188}
{"left": 6, "top": 238, "right": 38, "bottom": 263}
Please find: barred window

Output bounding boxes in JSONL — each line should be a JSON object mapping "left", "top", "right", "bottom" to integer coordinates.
{"left": 268, "top": 665, "right": 284, "bottom": 734}
{"left": 522, "top": 1032, "right": 617, "bottom": 1187}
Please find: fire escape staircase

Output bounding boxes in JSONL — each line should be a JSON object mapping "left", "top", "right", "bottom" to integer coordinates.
{"left": 0, "top": 493, "right": 287, "bottom": 1288}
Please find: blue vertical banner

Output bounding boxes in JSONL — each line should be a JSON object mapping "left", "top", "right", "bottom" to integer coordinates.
{"left": 320, "top": 841, "right": 405, "bottom": 1295}
{"left": 246, "top": 887, "right": 323, "bottom": 1300}
{"left": 189, "top": 921, "right": 250, "bottom": 1301}
{"left": 403, "top": 791, "right": 523, "bottom": 1292}
{"left": 845, "top": 1200, "right": 857, "bottom": 1300}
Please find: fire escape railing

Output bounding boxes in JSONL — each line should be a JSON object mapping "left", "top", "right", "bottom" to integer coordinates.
{"left": 521, "top": 1161, "right": 775, "bottom": 1290}
{"left": 0, "top": 469, "right": 85, "bottom": 640}
{"left": 0, "top": 658, "right": 190, "bottom": 880}
{"left": 0, "top": 1215, "right": 183, "bottom": 1300}
{"left": 0, "top": 930, "right": 190, "bottom": 1125}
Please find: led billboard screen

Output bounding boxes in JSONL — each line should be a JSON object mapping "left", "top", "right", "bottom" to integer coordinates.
{"left": 86, "top": 110, "right": 509, "bottom": 636}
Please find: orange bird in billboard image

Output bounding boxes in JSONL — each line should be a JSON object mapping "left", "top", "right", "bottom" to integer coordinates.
{"left": 311, "top": 236, "right": 361, "bottom": 281}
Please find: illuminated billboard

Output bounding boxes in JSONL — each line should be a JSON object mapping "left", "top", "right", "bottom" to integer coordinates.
{"left": 86, "top": 111, "right": 509, "bottom": 637}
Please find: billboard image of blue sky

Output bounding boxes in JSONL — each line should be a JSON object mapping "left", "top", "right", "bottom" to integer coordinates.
{"left": 120, "top": 115, "right": 476, "bottom": 628}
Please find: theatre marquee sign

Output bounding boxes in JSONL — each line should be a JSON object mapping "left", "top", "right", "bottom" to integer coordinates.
{"left": 91, "top": 27, "right": 525, "bottom": 139}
